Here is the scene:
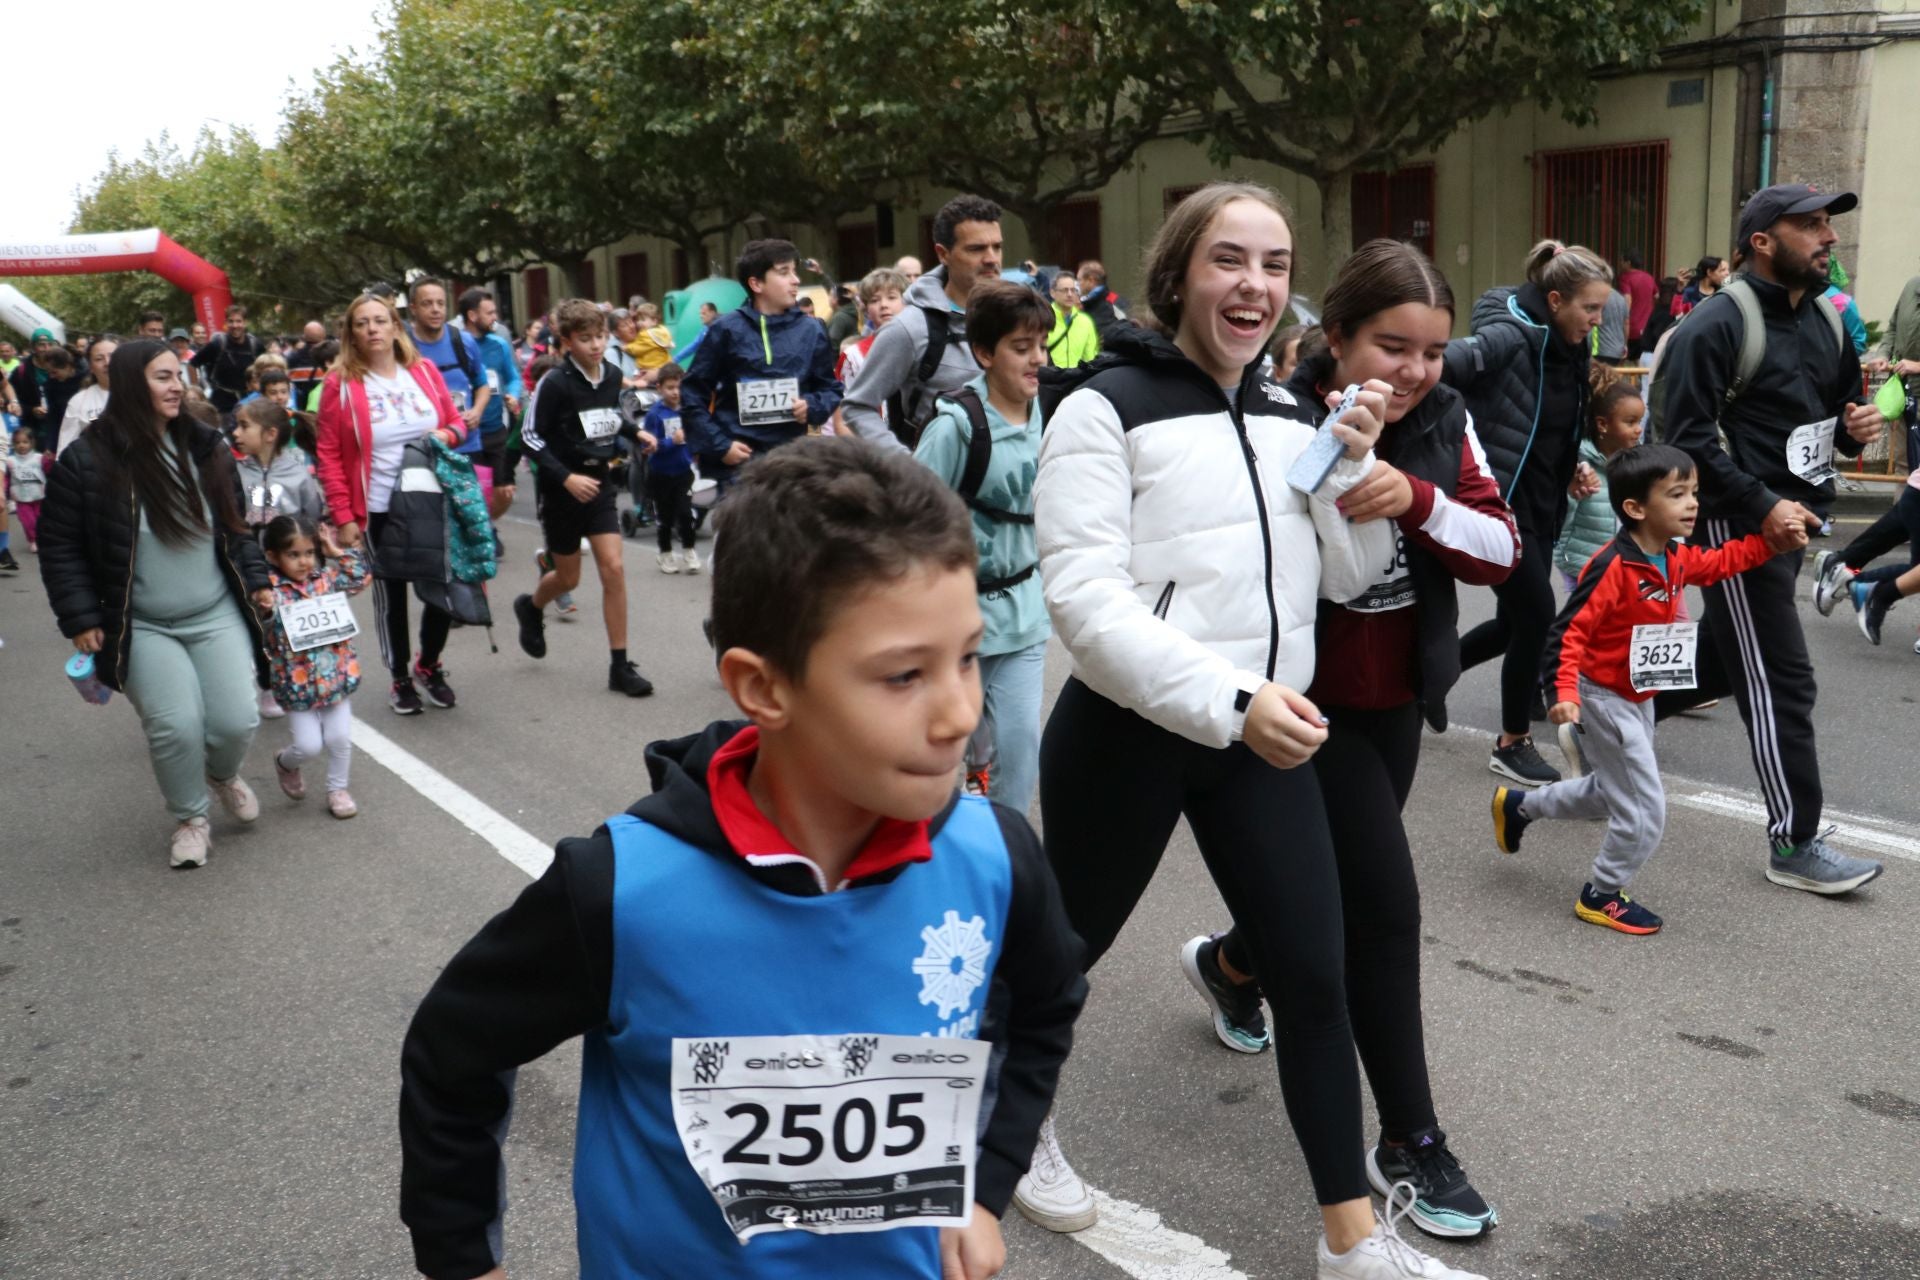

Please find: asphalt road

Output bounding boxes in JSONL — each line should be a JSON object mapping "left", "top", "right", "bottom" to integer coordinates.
{"left": 3, "top": 488, "right": 1917, "bottom": 1280}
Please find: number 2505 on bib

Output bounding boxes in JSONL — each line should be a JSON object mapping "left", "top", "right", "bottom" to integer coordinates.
{"left": 671, "top": 1033, "right": 987, "bottom": 1243}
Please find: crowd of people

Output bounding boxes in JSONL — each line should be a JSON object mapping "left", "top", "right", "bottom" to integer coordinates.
{"left": 15, "top": 177, "right": 1917, "bottom": 1280}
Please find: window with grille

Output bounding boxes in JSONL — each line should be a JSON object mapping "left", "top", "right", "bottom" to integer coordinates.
{"left": 1534, "top": 141, "right": 1668, "bottom": 278}
{"left": 1351, "top": 166, "right": 1436, "bottom": 258}
{"left": 1163, "top": 185, "right": 1203, "bottom": 216}
{"left": 617, "top": 253, "right": 651, "bottom": 306}
{"left": 578, "top": 259, "right": 597, "bottom": 302}
{"left": 524, "top": 267, "right": 550, "bottom": 321}
{"left": 1045, "top": 200, "right": 1103, "bottom": 270}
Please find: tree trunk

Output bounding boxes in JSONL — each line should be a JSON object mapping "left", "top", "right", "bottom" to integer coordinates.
{"left": 1017, "top": 205, "right": 1053, "bottom": 271}
{"left": 1317, "top": 169, "right": 1355, "bottom": 273}
{"left": 550, "top": 252, "right": 586, "bottom": 298}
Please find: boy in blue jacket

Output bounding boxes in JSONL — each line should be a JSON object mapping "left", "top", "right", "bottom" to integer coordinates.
{"left": 681, "top": 239, "right": 843, "bottom": 495}
{"left": 399, "top": 437, "right": 1086, "bottom": 1280}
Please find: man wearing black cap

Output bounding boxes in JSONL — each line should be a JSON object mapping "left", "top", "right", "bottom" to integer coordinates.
{"left": 1654, "top": 183, "right": 1888, "bottom": 895}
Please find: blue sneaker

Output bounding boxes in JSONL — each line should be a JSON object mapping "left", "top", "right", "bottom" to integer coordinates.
{"left": 1766, "top": 828, "right": 1883, "bottom": 896}
{"left": 1366, "top": 1127, "right": 1498, "bottom": 1239}
{"left": 1179, "top": 934, "right": 1269, "bottom": 1053}
{"left": 1575, "top": 883, "right": 1663, "bottom": 935}
{"left": 1854, "top": 580, "right": 1895, "bottom": 646}
{"left": 1492, "top": 786, "right": 1530, "bottom": 854}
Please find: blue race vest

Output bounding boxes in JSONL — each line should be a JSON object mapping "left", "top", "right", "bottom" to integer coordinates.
{"left": 572, "top": 797, "right": 1013, "bottom": 1279}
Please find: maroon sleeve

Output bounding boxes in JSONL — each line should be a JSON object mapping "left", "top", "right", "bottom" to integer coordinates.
{"left": 1396, "top": 418, "right": 1520, "bottom": 586}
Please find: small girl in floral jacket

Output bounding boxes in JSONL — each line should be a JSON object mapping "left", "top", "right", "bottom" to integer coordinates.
{"left": 261, "top": 515, "right": 371, "bottom": 819}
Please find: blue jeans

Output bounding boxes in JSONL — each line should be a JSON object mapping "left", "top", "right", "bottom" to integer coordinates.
{"left": 977, "top": 641, "right": 1047, "bottom": 817}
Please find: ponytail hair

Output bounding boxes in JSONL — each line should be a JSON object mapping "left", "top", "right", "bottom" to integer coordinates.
{"left": 1524, "top": 239, "right": 1613, "bottom": 298}
{"left": 1587, "top": 364, "right": 1644, "bottom": 442}
{"left": 1319, "top": 239, "right": 1455, "bottom": 346}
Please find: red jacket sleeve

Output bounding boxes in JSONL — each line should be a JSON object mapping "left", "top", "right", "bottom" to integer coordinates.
{"left": 1554, "top": 560, "right": 1620, "bottom": 705}
{"left": 1673, "top": 533, "right": 1775, "bottom": 588}
{"left": 314, "top": 373, "right": 356, "bottom": 524}
{"left": 1396, "top": 416, "right": 1521, "bottom": 586}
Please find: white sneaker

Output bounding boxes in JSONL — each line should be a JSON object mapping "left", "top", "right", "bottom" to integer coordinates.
{"left": 1317, "top": 1184, "right": 1488, "bottom": 1279}
{"left": 656, "top": 550, "right": 682, "bottom": 574}
{"left": 681, "top": 547, "right": 702, "bottom": 574}
{"left": 258, "top": 688, "right": 285, "bottom": 719}
{"left": 207, "top": 774, "right": 260, "bottom": 823}
{"left": 1012, "top": 1115, "right": 1098, "bottom": 1233}
{"left": 169, "top": 817, "right": 211, "bottom": 868}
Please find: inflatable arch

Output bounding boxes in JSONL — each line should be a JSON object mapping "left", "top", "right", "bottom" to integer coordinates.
{"left": 0, "top": 230, "right": 232, "bottom": 333}
{"left": 0, "top": 284, "right": 64, "bottom": 344}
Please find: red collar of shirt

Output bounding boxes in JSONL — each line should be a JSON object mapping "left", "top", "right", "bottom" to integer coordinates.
{"left": 706, "top": 725, "right": 934, "bottom": 891}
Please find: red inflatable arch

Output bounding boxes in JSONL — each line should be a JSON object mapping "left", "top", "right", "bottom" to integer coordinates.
{"left": 0, "top": 229, "right": 232, "bottom": 332}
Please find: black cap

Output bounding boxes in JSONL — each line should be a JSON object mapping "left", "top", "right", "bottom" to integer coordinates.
{"left": 1736, "top": 184, "right": 1857, "bottom": 252}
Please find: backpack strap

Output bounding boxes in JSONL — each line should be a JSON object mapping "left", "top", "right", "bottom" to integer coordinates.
{"left": 1720, "top": 277, "right": 1768, "bottom": 405}
{"left": 886, "top": 306, "right": 966, "bottom": 448}
{"left": 943, "top": 387, "right": 1032, "bottom": 526}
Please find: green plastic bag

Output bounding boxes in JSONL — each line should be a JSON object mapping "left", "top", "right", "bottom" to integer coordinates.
{"left": 1875, "top": 374, "right": 1907, "bottom": 421}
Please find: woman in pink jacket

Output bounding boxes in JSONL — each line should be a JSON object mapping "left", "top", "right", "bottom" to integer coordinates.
{"left": 316, "top": 291, "right": 467, "bottom": 716}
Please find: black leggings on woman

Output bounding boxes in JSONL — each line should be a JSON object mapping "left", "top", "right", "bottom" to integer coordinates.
{"left": 1040, "top": 678, "right": 1364, "bottom": 1205}
{"left": 1219, "top": 702, "right": 1435, "bottom": 1142}
{"left": 1458, "top": 526, "right": 1555, "bottom": 736}
{"left": 365, "top": 511, "right": 451, "bottom": 679}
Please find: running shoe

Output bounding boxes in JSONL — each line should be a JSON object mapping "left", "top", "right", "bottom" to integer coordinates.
{"left": 1912, "top": 633, "right": 1919, "bottom": 656}
{"left": 1812, "top": 550, "right": 1852, "bottom": 616}
{"left": 1317, "top": 1182, "right": 1489, "bottom": 1279}
{"left": 1012, "top": 1115, "right": 1098, "bottom": 1233}
{"left": 1855, "top": 580, "right": 1896, "bottom": 645}
{"left": 1179, "top": 934, "right": 1270, "bottom": 1053}
{"left": 273, "top": 750, "right": 305, "bottom": 800}
{"left": 1489, "top": 735, "right": 1560, "bottom": 786}
{"left": 1575, "top": 884, "right": 1663, "bottom": 935}
{"left": 1816, "top": 518, "right": 1834, "bottom": 538}
{"left": 0, "top": 549, "right": 18, "bottom": 572}
{"left": 656, "top": 550, "right": 681, "bottom": 574}
{"left": 609, "top": 659, "right": 655, "bottom": 697}
{"left": 1555, "top": 721, "right": 1584, "bottom": 778}
{"left": 1365, "top": 1128, "right": 1498, "bottom": 1240}
{"left": 207, "top": 774, "right": 260, "bottom": 823}
{"left": 1766, "top": 828, "right": 1883, "bottom": 896}
{"left": 514, "top": 593, "right": 547, "bottom": 659}
{"left": 327, "top": 789, "right": 359, "bottom": 819}
{"left": 390, "top": 677, "right": 424, "bottom": 715}
{"left": 535, "top": 548, "right": 578, "bottom": 615}
{"left": 681, "top": 547, "right": 702, "bottom": 574}
{"left": 169, "top": 817, "right": 211, "bottom": 869}
{"left": 1491, "top": 787, "right": 1529, "bottom": 855}
{"left": 415, "top": 659, "right": 457, "bottom": 709}
{"left": 555, "top": 592, "right": 578, "bottom": 616}
{"left": 258, "top": 687, "right": 286, "bottom": 720}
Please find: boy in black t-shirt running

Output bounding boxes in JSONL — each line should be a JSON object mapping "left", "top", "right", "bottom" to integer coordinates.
{"left": 513, "top": 299, "right": 657, "bottom": 696}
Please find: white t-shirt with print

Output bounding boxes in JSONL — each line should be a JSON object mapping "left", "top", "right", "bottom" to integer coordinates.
{"left": 364, "top": 369, "right": 440, "bottom": 513}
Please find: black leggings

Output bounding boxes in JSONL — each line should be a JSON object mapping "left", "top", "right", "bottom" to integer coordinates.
{"left": 1840, "top": 486, "right": 1920, "bottom": 586}
{"left": 1220, "top": 702, "right": 1435, "bottom": 1142}
{"left": 1040, "top": 678, "right": 1363, "bottom": 1204}
{"left": 1459, "top": 525, "right": 1555, "bottom": 736}
{"left": 366, "top": 512, "right": 451, "bottom": 679}
{"left": 648, "top": 470, "right": 697, "bottom": 552}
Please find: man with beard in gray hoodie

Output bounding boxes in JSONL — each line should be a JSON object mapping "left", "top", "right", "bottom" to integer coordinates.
{"left": 843, "top": 195, "right": 1004, "bottom": 450}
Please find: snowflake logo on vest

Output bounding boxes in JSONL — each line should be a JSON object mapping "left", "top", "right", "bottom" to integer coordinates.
{"left": 913, "top": 910, "right": 991, "bottom": 1019}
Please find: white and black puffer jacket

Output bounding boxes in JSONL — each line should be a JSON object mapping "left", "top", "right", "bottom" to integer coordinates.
{"left": 1035, "top": 327, "right": 1382, "bottom": 750}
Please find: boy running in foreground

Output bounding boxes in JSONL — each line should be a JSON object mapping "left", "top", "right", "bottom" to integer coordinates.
{"left": 1493, "top": 443, "right": 1820, "bottom": 933}
{"left": 400, "top": 437, "right": 1087, "bottom": 1280}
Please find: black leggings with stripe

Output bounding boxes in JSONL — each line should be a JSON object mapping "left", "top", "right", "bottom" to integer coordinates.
{"left": 1039, "top": 678, "right": 1365, "bottom": 1204}
{"left": 365, "top": 512, "right": 450, "bottom": 680}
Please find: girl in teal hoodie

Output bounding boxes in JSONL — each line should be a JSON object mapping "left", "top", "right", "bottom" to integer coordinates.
{"left": 1554, "top": 373, "right": 1644, "bottom": 589}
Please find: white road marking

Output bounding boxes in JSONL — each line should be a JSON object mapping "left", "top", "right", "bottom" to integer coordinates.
{"left": 350, "top": 717, "right": 554, "bottom": 878}
{"left": 353, "top": 718, "right": 1247, "bottom": 1278}
{"left": 1070, "top": 1191, "right": 1250, "bottom": 1279}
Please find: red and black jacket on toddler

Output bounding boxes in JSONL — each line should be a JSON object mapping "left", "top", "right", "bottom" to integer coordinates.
{"left": 1287, "top": 360, "right": 1521, "bottom": 729}
{"left": 1542, "top": 528, "right": 1772, "bottom": 705}
{"left": 398, "top": 720, "right": 1087, "bottom": 1280}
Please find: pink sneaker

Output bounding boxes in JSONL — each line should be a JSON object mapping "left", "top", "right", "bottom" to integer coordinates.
{"left": 327, "top": 790, "right": 358, "bottom": 819}
{"left": 274, "top": 750, "right": 305, "bottom": 800}
{"left": 207, "top": 773, "right": 260, "bottom": 822}
{"left": 258, "top": 688, "right": 286, "bottom": 720}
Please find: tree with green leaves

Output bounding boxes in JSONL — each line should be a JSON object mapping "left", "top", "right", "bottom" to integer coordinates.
{"left": 1137, "top": 0, "right": 1707, "bottom": 262}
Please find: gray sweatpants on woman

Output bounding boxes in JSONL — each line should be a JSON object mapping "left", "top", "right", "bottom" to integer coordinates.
{"left": 1519, "top": 675, "right": 1664, "bottom": 893}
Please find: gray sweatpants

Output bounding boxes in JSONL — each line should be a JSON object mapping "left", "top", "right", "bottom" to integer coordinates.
{"left": 1520, "top": 675, "right": 1664, "bottom": 893}
{"left": 121, "top": 597, "right": 261, "bottom": 821}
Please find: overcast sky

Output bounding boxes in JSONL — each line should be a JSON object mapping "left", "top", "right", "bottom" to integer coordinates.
{"left": 10, "top": 1, "right": 391, "bottom": 238}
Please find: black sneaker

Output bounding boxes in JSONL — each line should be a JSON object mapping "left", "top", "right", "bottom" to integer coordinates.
{"left": 1491, "top": 786, "right": 1529, "bottom": 854}
{"left": 414, "top": 659, "right": 457, "bottom": 709}
{"left": 1856, "top": 580, "right": 1897, "bottom": 646}
{"left": 389, "top": 678, "right": 424, "bottom": 716}
{"left": 1489, "top": 735, "right": 1560, "bottom": 786}
{"left": 0, "top": 549, "right": 18, "bottom": 572}
{"left": 514, "top": 593, "right": 547, "bottom": 659}
{"left": 1366, "top": 1127, "right": 1498, "bottom": 1239}
{"left": 1178, "top": 934, "right": 1269, "bottom": 1053}
{"left": 609, "top": 659, "right": 655, "bottom": 697}
{"left": 1575, "top": 883, "right": 1664, "bottom": 934}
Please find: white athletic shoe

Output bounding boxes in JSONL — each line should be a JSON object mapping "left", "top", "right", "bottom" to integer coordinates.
{"left": 1812, "top": 550, "right": 1851, "bottom": 617}
{"left": 169, "top": 817, "right": 211, "bottom": 869}
{"left": 207, "top": 774, "right": 260, "bottom": 823}
{"left": 656, "top": 550, "right": 682, "bottom": 574}
{"left": 681, "top": 547, "right": 702, "bottom": 574}
{"left": 1012, "top": 1115, "right": 1098, "bottom": 1233}
{"left": 1555, "top": 722, "right": 1585, "bottom": 780}
{"left": 1317, "top": 1183, "right": 1489, "bottom": 1279}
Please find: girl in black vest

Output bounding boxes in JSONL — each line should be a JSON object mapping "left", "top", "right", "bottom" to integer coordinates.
{"left": 1191, "top": 241, "right": 1523, "bottom": 1242}
{"left": 1444, "top": 240, "right": 1609, "bottom": 785}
